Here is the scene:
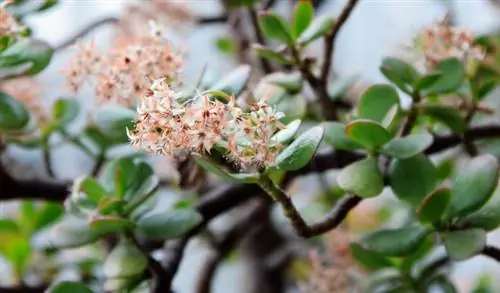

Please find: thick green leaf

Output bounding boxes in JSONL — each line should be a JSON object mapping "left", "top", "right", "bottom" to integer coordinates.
{"left": 296, "top": 15, "right": 335, "bottom": 46}
{"left": 274, "top": 125, "right": 324, "bottom": 171}
{"left": 98, "top": 197, "right": 127, "bottom": 215}
{"left": 52, "top": 98, "right": 79, "bottom": 126}
{"left": 95, "top": 104, "right": 135, "bottom": 143}
{"left": 357, "top": 84, "right": 400, "bottom": 123}
{"left": 105, "top": 158, "right": 136, "bottom": 197}
{"left": 322, "top": 121, "right": 363, "bottom": 150}
{"left": 417, "top": 187, "right": 451, "bottom": 223}
{"left": 380, "top": 57, "right": 418, "bottom": 93}
{"left": 350, "top": 242, "right": 395, "bottom": 271}
{"left": 337, "top": 157, "right": 384, "bottom": 198}
{"left": 211, "top": 64, "right": 251, "bottom": 96}
{"left": 32, "top": 203, "right": 64, "bottom": 232}
{"left": 444, "top": 155, "right": 499, "bottom": 219}
{"left": 292, "top": 0, "right": 314, "bottom": 39}
{"left": 389, "top": 154, "right": 438, "bottom": 206}
{"left": 422, "top": 58, "right": 465, "bottom": 96}
{"left": 1, "top": 235, "right": 31, "bottom": 275}
{"left": 381, "top": 133, "right": 433, "bottom": 159}
{"left": 360, "top": 224, "right": 432, "bottom": 257}
{"left": 400, "top": 236, "right": 434, "bottom": 272}
{"left": 345, "top": 119, "right": 391, "bottom": 150}
{"left": 440, "top": 229, "right": 486, "bottom": 261}
{"left": 136, "top": 208, "right": 203, "bottom": 240}
{"left": 415, "top": 72, "right": 442, "bottom": 92}
{"left": 192, "top": 154, "right": 259, "bottom": 183}
{"left": 48, "top": 215, "right": 101, "bottom": 248}
{"left": 458, "top": 185, "right": 500, "bottom": 232}
{"left": 89, "top": 216, "right": 135, "bottom": 235}
{"left": 275, "top": 93, "right": 307, "bottom": 124}
{"left": 47, "top": 281, "right": 93, "bottom": 293}
{"left": 73, "top": 176, "right": 109, "bottom": 202}
{"left": 103, "top": 240, "right": 148, "bottom": 278}
{"left": 477, "top": 79, "right": 499, "bottom": 100}
{"left": 272, "top": 119, "right": 301, "bottom": 144}
{"left": 429, "top": 276, "right": 459, "bottom": 293}
{"left": 215, "top": 37, "right": 236, "bottom": 54}
{"left": 252, "top": 44, "right": 292, "bottom": 65}
{"left": 328, "top": 75, "right": 358, "bottom": 101}
{"left": 258, "top": 12, "right": 294, "bottom": 45}
{"left": 0, "top": 38, "right": 53, "bottom": 75}
{"left": 263, "top": 71, "right": 303, "bottom": 94}
{"left": 420, "top": 105, "right": 466, "bottom": 133}
{"left": 0, "top": 92, "right": 30, "bottom": 131}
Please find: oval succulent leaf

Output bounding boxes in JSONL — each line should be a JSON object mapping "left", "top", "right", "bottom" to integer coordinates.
{"left": 0, "top": 91, "right": 30, "bottom": 131}
{"left": 350, "top": 243, "right": 395, "bottom": 271}
{"left": 345, "top": 119, "right": 391, "bottom": 150}
{"left": 357, "top": 84, "right": 400, "bottom": 123}
{"left": 274, "top": 125, "right": 324, "bottom": 171}
{"left": 136, "top": 208, "right": 203, "bottom": 240}
{"left": 296, "top": 15, "right": 335, "bottom": 46}
{"left": 337, "top": 157, "right": 384, "bottom": 198}
{"left": 421, "top": 57, "right": 465, "bottom": 96}
{"left": 458, "top": 185, "right": 500, "bottom": 232}
{"left": 292, "top": 0, "right": 314, "bottom": 39}
{"left": 389, "top": 154, "right": 438, "bottom": 206}
{"left": 322, "top": 121, "right": 363, "bottom": 151}
{"left": 444, "top": 155, "right": 499, "bottom": 219}
{"left": 47, "top": 215, "right": 102, "bottom": 248}
{"left": 46, "top": 281, "right": 93, "bottom": 293}
{"left": 89, "top": 216, "right": 135, "bottom": 235}
{"left": 252, "top": 44, "right": 292, "bottom": 65}
{"left": 103, "top": 240, "right": 148, "bottom": 279}
{"left": 416, "top": 187, "right": 451, "bottom": 223}
{"left": 211, "top": 64, "right": 252, "bottom": 96}
{"left": 192, "top": 154, "right": 259, "bottom": 183}
{"left": 419, "top": 105, "right": 466, "bottom": 133}
{"left": 272, "top": 119, "right": 301, "bottom": 144}
{"left": 440, "top": 229, "right": 486, "bottom": 261}
{"left": 381, "top": 132, "right": 433, "bottom": 159}
{"left": 262, "top": 71, "right": 303, "bottom": 94}
{"left": 52, "top": 98, "right": 80, "bottom": 126}
{"left": 258, "top": 12, "right": 294, "bottom": 45}
{"left": 359, "top": 224, "right": 432, "bottom": 257}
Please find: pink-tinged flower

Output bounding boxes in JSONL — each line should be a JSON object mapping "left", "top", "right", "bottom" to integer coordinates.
{"left": 0, "top": 0, "right": 22, "bottom": 40}
{"left": 410, "top": 15, "right": 484, "bottom": 72}
{"left": 0, "top": 77, "right": 47, "bottom": 123}
{"left": 64, "top": 27, "right": 183, "bottom": 107}
{"left": 128, "top": 79, "right": 285, "bottom": 171}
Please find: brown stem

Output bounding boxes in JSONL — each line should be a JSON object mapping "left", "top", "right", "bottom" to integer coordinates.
{"left": 482, "top": 245, "right": 500, "bottom": 262}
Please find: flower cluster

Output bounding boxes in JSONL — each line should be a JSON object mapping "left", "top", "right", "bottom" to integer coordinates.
{"left": 64, "top": 28, "right": 183, "bottom": 106}
{"left": 0, "top": 0, "right": 22, "bottom": 40}
{"left": 412, "top": 16, "right": 485, "bottom": 72}
{"left": 127, "top": 78, "right": 285, "bottom": 171}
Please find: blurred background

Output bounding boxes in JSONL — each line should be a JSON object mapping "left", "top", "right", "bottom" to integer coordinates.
{"left": 2, "top": 0, "right": 500, "bottom": 292}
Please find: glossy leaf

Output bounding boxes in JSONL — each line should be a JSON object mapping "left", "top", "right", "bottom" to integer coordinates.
{"left": 252, "top": 44, "right": 292, "bottom": 65}
{"left": 381, "top": 133, "right": 433, "bottom": 159}
{"left": 89, "top": 216, "right": 135, "bottom": 235}
{"left": 458, "top": 185, "right": 500, "bottom": 232}
{"left": 192, "top": 154, "right": 259, "bottom": 183}
{"left": 47, "top": 281, "right": 93, "bottom": 293}
{"left": 350, "top": 242, "right": 395, "bottom": 271}
{"left": 258, "top": 12, "right": 293, "bottom": 45}
{"left": 52, "top": 98, "right": 79, "bottom": 126}
{"left": 292, "top": 0, "right": 314, "bottom": 39}
{"left": 263, "top": 71, "right": 303, "bottom": 94}
{"left": 72, "top": 176, "right": 109, "bottom": 202}
{"left": 444, "top": 155, "right": 499, "bottom": 219}
{"left": 345, "top": 119, "right": 391, "bottom": 150}
{"left": 417, "top": 187, "right": 451, "bottom": 223}
{"left": 380, "top": 57, "right": 418, "bottom": 93}
{"left": 0, "top": 38, "right": 53, "bottom": 75}
{"left": 389, "top": 154, "right": 438, "bottom": 206}
{"left": 211, "top": 64, "right": 251, "bottom": 96}
{"left": 322, "top": 121, "right": 363, "bottom": 150}
{"left": 337, "top": 157, "right": 384, "bottom": 198}
{"left": 297, "top": 15, "right": 335, "bottom": 46}
{"left": 414, "top": 72, "right": 442, "bottom": 92}
{"left": 357, "top": 84, "right": 400, "bottom": 123}
{"left": 359, "top": 224, "right": 432, "bottom": 257}
{"left": 48, "top": 215, "right": 102, "bottom": 248}
{"left": 104, "top": 240, "right": 148, "bottom": 278}
{"left": 420, "top": 105, "right": 466, "bottom": 133}
{"left": 136, "top": 208, "right": 203, "bottom": 240}
{"left": 95, "top": 104, "right": 135, "bottom": 143}
{"left": 0, "top": 92, "right": 30, "bottom": 131}
{"left": 421, "top": 58, "right": 465, "bottom": 96}
{"left": 274, "top": 125, "right": 324, "bottom": 171}
{"left": 440, "top": 229, "right": 486, "bottom": 261}
{"left": 272, "top": 119, "right": 301, "bottom": 144}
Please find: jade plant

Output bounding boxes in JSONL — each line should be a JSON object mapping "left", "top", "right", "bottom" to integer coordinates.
{"left": 1, "top": 0, "right": 500, "bottom": 293}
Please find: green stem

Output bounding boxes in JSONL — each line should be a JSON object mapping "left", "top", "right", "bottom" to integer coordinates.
{"left": 59, "top": 129, "right": 94, "bottom": 157}
{"left": 123, "top": 185, "right": 159, "bottom": 216}
{"left": 42, "top": 137, "right": 55, "bottom": 178}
